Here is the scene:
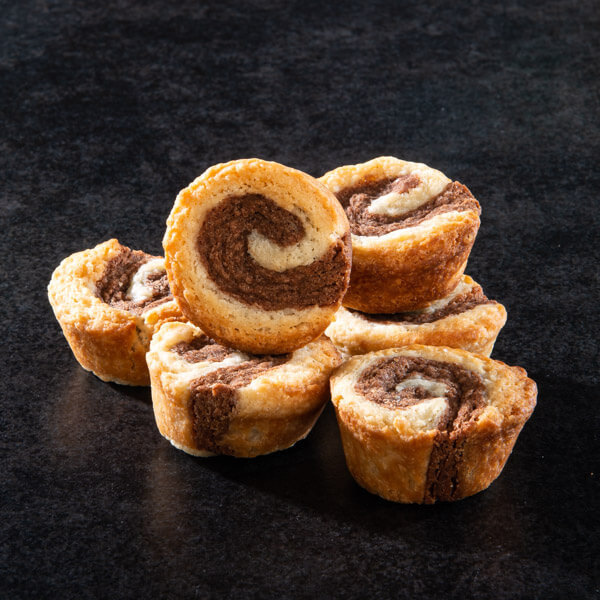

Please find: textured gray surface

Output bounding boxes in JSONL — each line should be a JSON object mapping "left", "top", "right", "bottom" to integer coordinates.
{"left": 2, "top": 1, "right": 598, "bottom": 598}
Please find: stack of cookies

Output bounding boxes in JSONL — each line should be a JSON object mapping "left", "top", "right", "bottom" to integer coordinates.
{"left": 48, "top": 156, "right": 536, "bottom": 504}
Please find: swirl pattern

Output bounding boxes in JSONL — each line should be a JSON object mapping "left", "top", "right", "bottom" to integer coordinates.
{"left": 97, "top": 248, "right": 171, "bottom": 315}
{"left": 168, "top": 334, "right": 291, "bottom": 453}
{"left": 164, "top": 158, "right": 352, "bottom": 354}
{"left": 147, "top": 321, "right": 342, "bottom": 457}
{"left": 319, "top": 157, "right": 482, "bottom": 313}
{"left": 338, "top": 180, "right": 480, "bottom": 237}
{"left": 356, "top": 355, "right": 486, "bottom": 502}
{"left": 330, "top": 346, "right": 537, "bottom": 503}
{"left": 197, "top": 193, "right": 350, "bottom": 311}
{"left": 48, "top": 239, "right": 183, "bottom": 385}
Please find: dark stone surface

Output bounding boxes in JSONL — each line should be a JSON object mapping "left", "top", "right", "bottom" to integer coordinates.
{"left": 1, "top": 1, "right": 598, "bottom": 598}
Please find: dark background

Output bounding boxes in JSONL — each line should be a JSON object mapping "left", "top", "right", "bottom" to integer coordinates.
{"left": 2, "top": 1, "right": 598, "bottom": 598}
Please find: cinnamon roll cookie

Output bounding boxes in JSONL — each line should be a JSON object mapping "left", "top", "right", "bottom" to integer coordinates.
{"left": 48, "top": 239, "right": 183, "bottom": 386}
{"left": 326, "top": 275, "right": 506, "bottom": 356}
{"left": 330, "top": 346, "right": 537, "bottom": 503}
{"left": 147, "top": 320, "right": 342, "bottom": 457}
{"left": 320, "top": 156, "right": 481, "bottom": 313}
{"left": 164, "top": 158, "right": 352, "bottom": 355}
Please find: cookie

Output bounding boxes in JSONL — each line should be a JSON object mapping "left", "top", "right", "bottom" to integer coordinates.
{"left": 320, "top": 156, "right": 481, "bottom": 313}
{"left": 164, "top": 158, "right": 352, "bottom": 354}
{"left": 48, "top": 239, "right": 183, "bottom": 385}
{"left": 147, "top": 320, "right": 342, "bottom": 457}
{"left": 325, "top": 275, "right": 506, "bottom": 356}
{"left": 330, "top": 345, "right": 537, "bottom": 503}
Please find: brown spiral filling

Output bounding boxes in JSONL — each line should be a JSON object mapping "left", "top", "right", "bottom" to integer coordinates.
{"left": 196, "top": 194, "right": 351, "bottom": 311}
{"left": 172, "top": 336, "right": 291, "bottom": 453}
{"left": 96, "top": 245, "right": 171, "bottom": 314}
{"left": 356, "top": 356, "right": 486, "bottom": 503}
{"left": 335, "top": 177, "right": 480, "bottom": 237}
{"left": 171, "top": 336, "right": 236, "bottom": 364}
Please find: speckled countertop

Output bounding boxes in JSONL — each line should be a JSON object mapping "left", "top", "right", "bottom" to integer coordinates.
{"left": 2, "top": 1, "right": 598, "bottom": 598}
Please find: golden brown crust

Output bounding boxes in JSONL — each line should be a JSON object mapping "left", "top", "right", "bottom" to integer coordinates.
{"left": 48, "top": 239, "right": 184, "bottom": 386}
{"left": 319, "top": 157, "right": 481, "bottom": 313}
{"left": 164, "top": 158, "right": 352, "bottom": 354}
{"left": 325, "top": 275, "right": 507, "bottom": 356}
{"left": 147, "top": 321, "right": 343, "bottom": 457}
{"left": 330, "top": 345, "right": 537, "bottom": 503}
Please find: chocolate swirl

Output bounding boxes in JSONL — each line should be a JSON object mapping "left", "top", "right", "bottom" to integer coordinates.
{"left": 356, "top": 356, "right": 486, "bottom": 502}
{"left": 184, "top": 341, "right": 291, "bottom": 453}
{"left": 196, "top": 194, "right": 351, "bottom": 311}
{"left": 336, "top": 178, "right": 480, "bottom": 237}
{"left": 171, "top": 336, "right": 237, "bottom": 364}
{"left": 170, "top": 334, "right": 292, "bottom": 452}
{"left": 96, "top": 246, "right": 171, "bottom": 314}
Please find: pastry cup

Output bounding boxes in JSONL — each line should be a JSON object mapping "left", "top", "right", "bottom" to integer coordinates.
{"left": 147, "top": 320, "right": 342, "bottom": 457}
{"left": 48, "top": 239, "right": 183, "bottom": 385}
{"left": 330, "top": 345, "right": 537, "bottom": 503}
{"left": 320, "top": 156, "right": 481, "bottom": 313}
